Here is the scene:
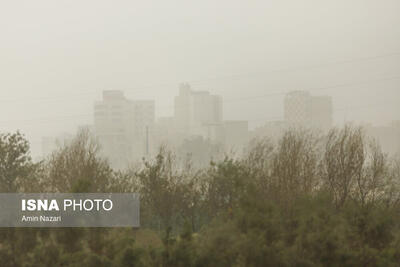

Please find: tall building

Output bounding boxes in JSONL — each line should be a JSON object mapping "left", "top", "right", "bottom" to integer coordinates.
{"left": 94, "top": 90, "right": 134, "bottom": 168}
{"left": 174, "top": 83, "right": 223, "bottom": 139}
{"left": 94, "top": 90, "right": 155, "bottom": 168}
{"left": 284, "top": 91, "right": 332, "bottom": 131}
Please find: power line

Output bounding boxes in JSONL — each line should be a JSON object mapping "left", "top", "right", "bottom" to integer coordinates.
{"left": 0, "top": 73, "right": 398, "bottom": 127}
{"left": 0, "top": 99, "right": 397, "bottom": 128}
{"left": 187, "top": 52, "right": 400, "bottom": 85}
{"left": 0, "top": 51, "right": 399, "bottom": 105}
{"left": 0, "top": 74, "right": 398, "bottom": 126}
{"left": 16, "top": 99, "right": 400, "bottom": 147}
{"left": 198, "top": 75, "right": 400, "bottom": 105}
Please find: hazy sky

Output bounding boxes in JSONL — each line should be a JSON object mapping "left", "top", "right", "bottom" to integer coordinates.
{"left": 1, "top": 0, "right": 399, "bottom": 157}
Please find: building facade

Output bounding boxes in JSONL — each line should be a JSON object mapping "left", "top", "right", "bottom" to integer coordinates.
{"left": 284, "top": 91, "right": 332, "bottom": 132}
{"left": 174, "top": 83, "right": 223, "bottom": 139}
{"left": 94, "top": 90, "right": 155, "bottom": 168}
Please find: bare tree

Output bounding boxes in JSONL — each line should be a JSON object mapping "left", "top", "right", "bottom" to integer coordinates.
{"left": 322, "top": 126, "right": 365, "bottom": 207}
{"left": 44, "top": 128, "right": 112, "bottom": 193}
{"left": 383, "top": 155, "right": 400, "bottom": 208}
{"left": 271, "top": 129, "right": 320, "bottom": 205}
{"left": 355, "top": 140, "right": 388, "bottom": 206}
{"left": 242, "top": 137, "right": 274, "bottom": 193}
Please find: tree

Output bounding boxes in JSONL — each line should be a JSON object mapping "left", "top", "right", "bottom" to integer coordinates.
{"left": 44, "top": 128, "right": 114, "bottom": 254}
{"left": 138, "top": 147, "right": 190, "bottom": 232}
{"left": 322, "top": 126, "right": 365, "bottom": 208}
{"left": 271, "top": 130, "right": 320, "bottom": 205}
{"left": 322, "top": 126, "right": 391, "bottom": 208}
{"left": 0, "top": 132, "right": 38, "bottom": 192}
{"left": 45, "top": 128, "right": 113, "bottom": 193}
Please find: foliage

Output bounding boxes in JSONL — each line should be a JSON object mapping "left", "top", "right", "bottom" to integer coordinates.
{"left": 0, "top": 126, "right": 400, "bottom": 266}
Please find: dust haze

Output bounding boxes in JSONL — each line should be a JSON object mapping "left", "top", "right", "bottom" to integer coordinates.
{"left": 0, "top": 0, "right": 399, "bottom": 162}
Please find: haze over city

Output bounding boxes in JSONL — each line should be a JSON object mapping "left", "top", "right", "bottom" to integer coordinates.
{"left": 1, "top": 0, "right": 399, "bottom": 159}
{"left": 2, "top": 1, "right": 400, "bottom": 265}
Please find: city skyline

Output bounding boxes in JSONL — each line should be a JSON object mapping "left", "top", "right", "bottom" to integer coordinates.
{"left": 39, "top": 85, "right": 400, "bottom": 167}
{"left": 1, "top": 0, "right": 399, "bottom": 158}
{"left": 1, "top": 1, "right": 400, "bottom": 265}
{"left": 2, "top": 63, "right": 399, "bottom": 159}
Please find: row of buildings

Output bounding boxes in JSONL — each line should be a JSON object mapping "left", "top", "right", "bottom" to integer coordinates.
{"left": 44, "top": 86, "right": 399, "bottom": 168}
{"left": 90, "top": 84, "right": 250, "bottom": 168}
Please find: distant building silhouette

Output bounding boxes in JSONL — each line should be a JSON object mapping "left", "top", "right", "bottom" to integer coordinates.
{"left": 284, "top": 91, "right": 332, "bottom": 131}
{"left": 174, "top": 83, "right": 223, "bottom": 140}
{"left": 94, "top": 90, "right": 154, "bottom": 168}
